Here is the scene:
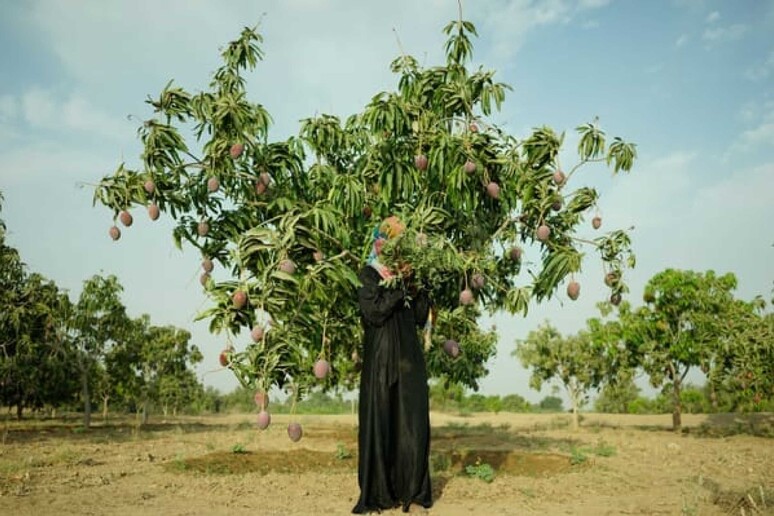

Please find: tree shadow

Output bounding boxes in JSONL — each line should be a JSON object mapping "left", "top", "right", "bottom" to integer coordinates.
{"left": 0, "top": 418, "right": 239, "bottom": 444}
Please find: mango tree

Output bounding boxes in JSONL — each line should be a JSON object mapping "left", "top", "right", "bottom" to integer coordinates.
{"left": 92, "top": 15, "right": 637, "bottom": 426}
{"left": 67, "top": 274, "right": 128, "bottom": 428}
{"left": 514, "top": 322, "right": 609, "bottom": 429}
{"left": 113, "top": 314, "right": 202, "bottom": 425}
{"left": 704, "top": 294, "right": 773, "bottom": 410}
{"left": 1, "top": 195, "right": 78, "bottom": 418}
{"left": 596, "top": 269, "right": 741, "bottom": 430}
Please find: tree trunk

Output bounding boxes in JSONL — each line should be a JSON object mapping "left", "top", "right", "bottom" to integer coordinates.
{"left": 82, "top": 367, "right": 91, "bottom": 429}
{"left": 16, "top": 403, "right": 23, "bottom": 421}
{"left": 672, "top": 376, "right": 682, "bottom": 431}
{"left": 102, "top": 395, "right": 109, "bottom": 422}
{"left": 141, "top": 399, "right": 149, "bottom": 426}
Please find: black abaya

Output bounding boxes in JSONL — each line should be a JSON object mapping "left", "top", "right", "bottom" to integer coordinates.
{"left": 352, "top": 266, "right": 432, "bottom": 514}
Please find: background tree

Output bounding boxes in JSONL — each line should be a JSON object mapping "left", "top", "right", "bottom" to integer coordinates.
{"left": 514, "top": 323, "right": 609, "bottom": 429}
{"left": 538, "top": 396, "right": 564, "bottom": 412}
{"left": 67, "top": 274, "right": 128, "bottom": 428}
{"left": 593, "top": 376, "right": 641, "bottom": 414}
{"left": 633, "top": 269, "right": 738, "bottom": 430}
{"left": 1, "top": 195, "right": 78, "bottom": 418}
{"left": 92, "top": 15, "right": 637, "bottom": 409}
{"left": 116, "top": 315, "right": 203, "bottom": 425}
{"left": 705, "top": 295, "right": 773, "bottom": 410}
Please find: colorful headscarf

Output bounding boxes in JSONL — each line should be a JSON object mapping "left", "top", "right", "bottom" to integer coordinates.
{"left": 366, "top": 224, "right": 394, "bottom": 280}
{"left": 367, "top": 216, "right": 406, "bottom": 279}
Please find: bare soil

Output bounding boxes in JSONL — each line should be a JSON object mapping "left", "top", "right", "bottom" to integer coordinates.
{"left": 1, "top": 412, "right": 772, "bottom": 515}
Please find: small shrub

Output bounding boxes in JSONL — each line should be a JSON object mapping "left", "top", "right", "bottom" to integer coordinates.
{"left": 335, "top": 442, "right": 352, "bottom": 460}
{"left": 465, "top": 457, "right": 495, "bottom": 483}
{"left": 231, "top": 443, "right": 247, "bottom": 454}
{"left": 431, "top": 452, "right": 451, "bottom": 474}
{"left": 570, "top": 446, "right": 587, "bottom": 465}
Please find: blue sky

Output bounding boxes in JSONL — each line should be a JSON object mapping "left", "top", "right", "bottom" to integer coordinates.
{"left": 1, "top": 0, "right": 772, "bottom": 403}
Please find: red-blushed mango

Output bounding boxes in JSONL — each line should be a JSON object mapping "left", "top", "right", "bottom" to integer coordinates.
{"left": 207, "top": 177, "right": 220, "bottom": 193}
{"left": 251, "top": 325, "right": 264, "bottom": 342}
{"left": 313, "top": 250, "right": 324, "bottom": 262}
{"left": 459, "top": 288, "right": 474, "bottom": 306}
{"left": 486, "top": 182, "right": 500, "bottom": 199}
{"left": 414, "top": 154, "right": 428, "bottom": 171}
{"left": 536, "top": 224, "right": 551, "bottom": 242}
{"left": 119, "top": 210, "right": 133, "bottom": 227}
{"left": 567, "top": 281, "right": 580, "bottom": 300}
{"left": 313, "top": 359, "right": 330, "bottom": 380}
{"left": 443, "top": 339, "right": 460, "bottom": 358}
{"left": 592, "top": 216, "right": 602, "bottom": 230}
{"left": 197, "top": 221, "right": 209, "bottom": 237}
{"left": 109, "top": 225, "right": 121, "bottom": 241}
{"left": 199, "top": 272, "right": 210, "bottom": 287}
{"left": 464, "top": 160, "right": 477, "bottom": 174}
{"left": 202, "top": 258, "right": 214, "bottom": 273}
{"left": 553, "top": 169, "right": 566, "bottom": 186}
{"left": 257, "top": 409, "right": 271, "bottom": 430}
{"left": 144, "top": 179, "right": 156, "bottom": 195}
{"left": 610, "top": 293, "right": 622, "bottom": 306}
{"left": 259, "top": 171, "right": 271, "bottom": 186}
{"left": 509, "top": 247, "right": 522, "bottom": 261}
{"left": 230, "top": 143, "right": 244, "bottom": 159}
{"left": 287, "top": 422, "right": 303, "bottom": 442}
{"left": 469, "top": 122, "right": 479, "bottom": 133}
{"left": 232, "top": 290, "right": 247, "bottom": 309}
{"left": 471, "top": 273, "right": 485, "bottom": 290}
{"left": 219, "top": 348, "right": 232, "bottom": 367}
{"left": 605, "top": 272, "right": 619, "bottom": 287}
{"left": 147, "top": 203, "right": 160, "bottom": 221}
{"left": 255, "top": 181, "right": 267, "bottom": 195}
{"left": 279, "top": 259, "right": 296, "bottom": 275}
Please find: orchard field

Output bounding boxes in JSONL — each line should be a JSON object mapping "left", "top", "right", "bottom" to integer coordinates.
{"left": 1, "top": 411, "right": 772, "bottom": 515}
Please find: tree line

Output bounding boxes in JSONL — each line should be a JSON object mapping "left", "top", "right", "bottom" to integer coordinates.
{"left": 515, "top": 269, "right": 773, "bottom": 430}
{"left": 0, "top": 193, "right": 203, "bottom": 426}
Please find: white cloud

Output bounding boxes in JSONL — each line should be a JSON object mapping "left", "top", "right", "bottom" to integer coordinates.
{"left": 582, "top": 19, "right": 600, "bottom": 29}
{"left": 21, "top": 88, "right": 57, "bottom": 127}
{"left": 675, "top": 34, "right": 689, "bottom": 47}
{"left": 705, "top": 10, "right": 720, "bottom": 23}
{"left": 479, "top": 0, "right": 612, "bottom": 62}
{"left": 702, "top": 23, "right": 747, "bottom": 44}
{"left": 12, "top": 87, "right": 138, "bottom": 141}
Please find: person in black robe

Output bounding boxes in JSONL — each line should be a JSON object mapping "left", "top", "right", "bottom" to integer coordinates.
{"left": 352, "top": 216, "right": 433, "bottom": 514}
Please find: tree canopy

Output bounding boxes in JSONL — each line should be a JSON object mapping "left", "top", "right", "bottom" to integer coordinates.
{"left": 92, "top": 16, "right": 637, "bottom": 399}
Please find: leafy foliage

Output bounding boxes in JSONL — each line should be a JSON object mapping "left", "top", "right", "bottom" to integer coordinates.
{"left": 92, "top": 17, "right": 637, "bottom": 397}
{"left": 515, "top": 323, "right": 609, "bottom": 428}
{"left": 590, "top": 269, "right": 772, "bottom": 429}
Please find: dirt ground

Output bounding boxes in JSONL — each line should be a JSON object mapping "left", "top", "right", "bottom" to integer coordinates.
{"left": 1, "top": 411, "right": 772, "bottom": 515}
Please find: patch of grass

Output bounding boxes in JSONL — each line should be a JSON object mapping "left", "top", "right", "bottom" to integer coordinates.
{"left": 519, "top": 487, "right": 536, "bottom": 498}
{"left": 569, "top": 446, "right": 587, "bottom": 466}
{"left": 335, "top": 442, "right": 352, "bottom": 460}
{"left": 231, "top": 443, "right": 247, "bottom": 454}
{"left": 171, "top": 453, "right": 188, "bottom": 472}
{"left": 592, "top": 441, "right": 617, "bottom": 457}
{"left": 430, "top": 452, "right": 451, "bottom": 474}
{"left": 465, "top": 457, "right": 495, "bottom": 483}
